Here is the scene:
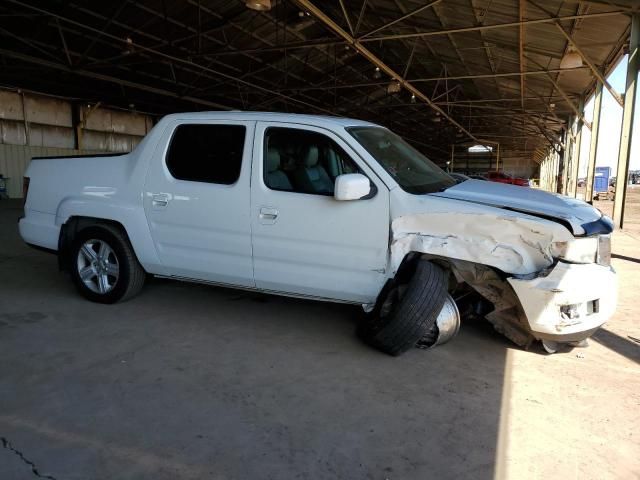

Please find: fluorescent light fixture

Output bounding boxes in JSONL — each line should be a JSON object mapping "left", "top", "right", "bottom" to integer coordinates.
{"left": 245, "top": 0, "right": 272, "bottom": 11}
{"left": 468, "top": 144, "right": 493, "bottom": 153}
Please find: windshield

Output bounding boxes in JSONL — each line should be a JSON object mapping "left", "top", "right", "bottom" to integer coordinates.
{"left": 347, "top": 127, "right": 456, "bottom": 194}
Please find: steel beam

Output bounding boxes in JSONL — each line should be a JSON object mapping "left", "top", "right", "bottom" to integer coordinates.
{"left": 561, "top": 116, "right": 574, "bottom": 194}
{"left": 580, "top": 0, "right": 639, "bottom": 11}
{"left": 5, "top": 1, "right": 344, "bottom": 116}
{"left": 481, "top": 36, "right": 565, "bottom": 60}
{"left": 27, "top": 0, "right": 373, "bottom": 120}
{"left": 77, "top": 0, "right": 128, "bottom": 65}
{"left": 450, "top": 144, "right": 454, "bottom": 172}
{"left": 545, "top": 72, "right": 591, "bottom": 128}
{"left": 273, "top": 67, "right": 588, "bottom": 92}
{"left": 360, "top": 11, "right": 625, "bottom": 42}
{"left": 0, "top": 25, "right": 61, "bottom": 63}
{"left": 613, "top": 13, "right": 639, "bottom": 228}
{"left": 519, "top": 0, "right": 526, "bottom": 111}
{"left": 55, "top": 19, "right": 72, "bottom": 65}
{"left": 193, "top": 38, "right": 345, "bottom": 57}
{"left": 354, "top": 0, "right": 368, "bottom": 35}
{"left": 585, "top": 82, "right": 603, "bottom": 202}
{"left": 568, "top": 98, "right": 584, "bottom": 198}
{"left": 436, "top": 95, "right": 577, "bottom": 105}
{"left": 291, "top": 0, "right": 487, "bottom": 145}
{"left": 338, "top": 0, "right": 355, "bottom": 35}
{"left": 359, "top": 0, "right": 442, "bottom": 38}
{"left": 0, "top": 48, "right": 232, "bottom": 110}
{"left": 463, "top": 112, "right": 564, "bottom": 120}
{"left": 555, "top": 22, "right": 624, "bottom": 107}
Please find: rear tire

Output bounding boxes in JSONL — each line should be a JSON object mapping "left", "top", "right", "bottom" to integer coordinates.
{"left": 360, "top": 260, "right": 448, "bottom": 356}
{"left": 69, "top": 224, "right": 145, "bottom": 304}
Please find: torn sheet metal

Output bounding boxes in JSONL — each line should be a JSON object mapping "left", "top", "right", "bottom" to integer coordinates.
{"left": 391, "top": 211, "right": 574, "bottom": 276}
{"left": 443, "top": 257, "right": 535, "bottom": 347}
{"left": 508, "top": 261, "right": 617, "bottom": 337}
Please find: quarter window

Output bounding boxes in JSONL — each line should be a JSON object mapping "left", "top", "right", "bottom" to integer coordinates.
{"left": 166, "top": 124, "right": 245, "bottom": 184}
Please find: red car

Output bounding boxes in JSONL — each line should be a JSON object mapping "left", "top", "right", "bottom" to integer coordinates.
{"left": 486, "top": 171, "right": 530, "bottom": 187}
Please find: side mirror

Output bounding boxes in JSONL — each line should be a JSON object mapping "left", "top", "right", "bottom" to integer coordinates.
{"left": 334, "top": 173, "right": 371, "bottom": 201}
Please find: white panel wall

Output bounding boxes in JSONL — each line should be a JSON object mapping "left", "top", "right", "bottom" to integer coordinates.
{"left": 0, "top": 88, "right": 154, "bottom": 198}
{"left": 0, "top": 145, "right": 97, "bottom": 198}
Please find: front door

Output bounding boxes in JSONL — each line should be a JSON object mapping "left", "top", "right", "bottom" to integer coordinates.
{"left": 250, "top": 122, "right": 389, "bottom": 303}
{"left": 143, "top": 119, "right": 255, "bottom": 287}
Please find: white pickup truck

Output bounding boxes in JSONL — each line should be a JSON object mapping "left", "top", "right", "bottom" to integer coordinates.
{"left": 19, "top": 112, "right": 617, "bottom": 355}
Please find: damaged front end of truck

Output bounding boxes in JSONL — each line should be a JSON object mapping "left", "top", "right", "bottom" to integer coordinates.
{"left": 388, "top": 181, "right": 617, "bottom": 352}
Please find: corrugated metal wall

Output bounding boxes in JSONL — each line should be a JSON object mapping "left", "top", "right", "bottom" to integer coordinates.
{"left": 0, "top": 88, "right": 154, "bottom": 198}
{"left": 0, "top": 145, "right": 98, "bottom": 198}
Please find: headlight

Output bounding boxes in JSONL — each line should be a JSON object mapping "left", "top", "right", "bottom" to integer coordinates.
{"left": 596, "top": 234, "right": 611, "bottom": 267}
{"left": 551, "top": 237, "right": 598, "bottom": 263}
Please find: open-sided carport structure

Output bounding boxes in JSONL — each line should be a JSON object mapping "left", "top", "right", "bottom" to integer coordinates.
{"left": 0, "top": 0, "right": 638, "bottom": 225}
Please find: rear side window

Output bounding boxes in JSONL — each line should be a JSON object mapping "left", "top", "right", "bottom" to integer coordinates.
{"left": 166, "top": 124, "right": 245, "bottom": 184}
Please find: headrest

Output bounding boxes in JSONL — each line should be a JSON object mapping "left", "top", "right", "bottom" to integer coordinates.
{"left": 266, "top": 148, "right": 281, "bottom": 173}
{"left": 303, "top": 145, "right": 319, "bottom": 167}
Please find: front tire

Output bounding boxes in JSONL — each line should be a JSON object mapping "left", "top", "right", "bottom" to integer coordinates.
{"left": 360, "top": 260, "right": 449, "bottom": 356}
{"left": 69, "top": 225, "right": 145, "bottom": 304}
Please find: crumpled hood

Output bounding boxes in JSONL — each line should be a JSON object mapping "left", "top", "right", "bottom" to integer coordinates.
{"left": 430, "top": 180, "right": 609, "bottom": 236}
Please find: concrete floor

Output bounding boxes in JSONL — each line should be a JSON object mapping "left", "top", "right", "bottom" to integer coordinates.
{"left": 0, "top": 199, "right": 638, "bottom": 480}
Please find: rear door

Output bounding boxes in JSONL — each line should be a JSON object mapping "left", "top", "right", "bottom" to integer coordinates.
{"left": 143, "top": 119, "right": 255, "bottom": 287}
{"left": 250, "top": 122, "right": 389, "bottom": 303}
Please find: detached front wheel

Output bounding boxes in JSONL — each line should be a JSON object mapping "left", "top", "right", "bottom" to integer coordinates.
{"left": 360, "top": 260, "right": 449, "bottom": 356}
{"left": 70, "top": 225, "right": 145, "bottom": 304}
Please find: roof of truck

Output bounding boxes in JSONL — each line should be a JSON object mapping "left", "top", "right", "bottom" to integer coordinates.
{"left": 161, "top": 111, "right": 380, "bottom": 128}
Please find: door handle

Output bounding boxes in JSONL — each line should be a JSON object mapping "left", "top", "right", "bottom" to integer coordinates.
{"left": 259, "top": 207, "right": 278, "bottom": 224}
{"left": 152, "top": 193, "right": 170, "bottom": 207}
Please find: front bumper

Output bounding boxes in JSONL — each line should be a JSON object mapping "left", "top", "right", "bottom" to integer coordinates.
{"left": 508, "top": 261, "right": 617, "bottom": 342}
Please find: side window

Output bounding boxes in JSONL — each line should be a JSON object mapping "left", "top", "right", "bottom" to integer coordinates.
{"left": 264, "top": 127, "right": 362, "bottom": 195}
{"left": 166, "top": 124, "right": 246, "bottom": 184}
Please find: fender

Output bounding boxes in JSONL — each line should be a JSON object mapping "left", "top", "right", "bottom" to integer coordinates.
{"left": 389, "top": 210, "right": 574, "bottom": 276}
{"left": 56, "top": 194, "right": 164, "bottom": 274}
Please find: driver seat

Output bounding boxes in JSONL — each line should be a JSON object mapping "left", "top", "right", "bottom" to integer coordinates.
{"left": 293, "top": 145, "right": 334, "bottom": 194}
{"left": 266, "top": 148, "right": 292, "bottom": 191}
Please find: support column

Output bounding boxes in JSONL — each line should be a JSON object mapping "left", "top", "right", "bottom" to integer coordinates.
{"left": 553, "top": 129, "right": 570, "bottom": 194}
{"left": 569, "top": 98, "right": 584, "bottom": 198}
{"left": 72, "top": 102, "right": 82, "bottom": 150}
{"left": 450, "top": 144, "right": 454, "bottom": 172}
{"left": 556, "top": 135, "right": 564, "bottom": 194}
{"left": 545, "top": 156, "right": 550, "bottom": 190}
{"left": 585, "top": 82, "right": 604, "bottom": 202}
{"left": 544, "top": 157, "right": 549, "bottom": 190}
{"left": 20, "top": 91, "right": 30, "bottom": 146}
{"left": 553, "top": 149, "right": 564, "bottom": 193}
{"left": 613, "top": 13, "right": 639, "bottom": 228}
{"left": 562, "top": 117, "right": 574, "bottom": 195}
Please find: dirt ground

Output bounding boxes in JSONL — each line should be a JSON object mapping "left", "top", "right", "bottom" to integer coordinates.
{"left": 0, "top": 199, "right": 638, "bottom": 480}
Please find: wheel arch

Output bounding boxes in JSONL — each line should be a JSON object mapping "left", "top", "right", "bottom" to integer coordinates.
{"left": 58, "top": 216, "right": 144, "bottom": 273}
{"left": 400, "top": 251, "right": 536, "bottom": 348}
{"left": 392, "top": 251, "right": 460, "bottom": 291}
{"left": 55, "top": 196, "right": 161, "bottom": 272}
